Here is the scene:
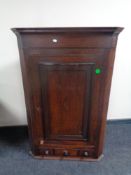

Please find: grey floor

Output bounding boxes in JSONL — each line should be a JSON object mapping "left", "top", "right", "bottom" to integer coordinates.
{"left": 0, "top": 122, "right": 131, "bottom": 175}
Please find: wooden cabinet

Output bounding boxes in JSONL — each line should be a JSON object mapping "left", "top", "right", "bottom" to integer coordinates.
{"left": 12, "top": 27, "right": 123, "bottom": 160}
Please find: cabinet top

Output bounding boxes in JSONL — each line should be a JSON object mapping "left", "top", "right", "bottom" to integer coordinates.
{"left": 12, "top": 27, "right": 123, "bottom": 35}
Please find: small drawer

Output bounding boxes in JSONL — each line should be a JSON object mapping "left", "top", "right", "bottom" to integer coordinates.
{"left": 55, "top": 149, "right": 78, "bottom": 157}
{"left": 22, "top": 33, "right": 113, "bottom": 48}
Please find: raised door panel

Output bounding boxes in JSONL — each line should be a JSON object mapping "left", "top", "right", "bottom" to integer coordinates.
{"left": 39, "top": 63, "right": 95, "bottom": 141}
{"left": 27, "top": 55, "right": 105, "bottom": 148}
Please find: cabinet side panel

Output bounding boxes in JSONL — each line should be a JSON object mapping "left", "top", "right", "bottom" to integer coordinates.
{"left": 16, "top": 35, "right": 44, "bottom": 153}
{"left": 95, "top": 48, "right": 118, "bottom": 157}
{"left": 15, "top": 35, "right": 36, "bottom": 150}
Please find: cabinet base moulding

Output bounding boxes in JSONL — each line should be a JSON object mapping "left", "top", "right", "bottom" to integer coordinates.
{"left": 29, "top": 151, "right": 104, "bottom": 161}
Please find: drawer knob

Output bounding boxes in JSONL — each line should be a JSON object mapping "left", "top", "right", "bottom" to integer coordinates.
{"left": 52, "top": 38, "right": 58, "bottom": 43}
{"left": 84, "top": 151, "right": 88, "bottom": 157}
{"left": 44, "top": 150, "right": 49, "bottom": 155}
{"left": 63, "top": 150, "right": 69, "bottom": 156}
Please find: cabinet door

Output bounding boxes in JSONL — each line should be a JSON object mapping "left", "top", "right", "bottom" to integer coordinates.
{"left": 38, "top": 62, "right": 96, "bottom": 142}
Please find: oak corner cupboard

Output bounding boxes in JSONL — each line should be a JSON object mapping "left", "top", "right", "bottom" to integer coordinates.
{"left": 12, "top": 27, "right": 123, "bottom": 161}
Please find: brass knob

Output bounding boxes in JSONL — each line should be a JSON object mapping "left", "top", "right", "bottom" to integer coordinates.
{"left": 63, "top": 150, "right": 69, "bottom": 156}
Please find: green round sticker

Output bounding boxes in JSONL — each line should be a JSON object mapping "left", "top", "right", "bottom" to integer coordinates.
{"left": 95, "top": 68, "right": 101, "bottom": 75}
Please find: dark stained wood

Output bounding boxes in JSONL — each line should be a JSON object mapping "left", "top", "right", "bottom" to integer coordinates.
{"left": 39, "top": 62, "right": 94, "bottom": 141}
{"left": 12, "top": 27, "right": 123, "bottom": 160}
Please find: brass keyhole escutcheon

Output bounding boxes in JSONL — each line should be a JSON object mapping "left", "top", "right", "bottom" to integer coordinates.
{"left": 95, "top": 68, "right": 101, "bottom": 75}
{"left": 40, "top": 139, "right": 44, "bottom": 145}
